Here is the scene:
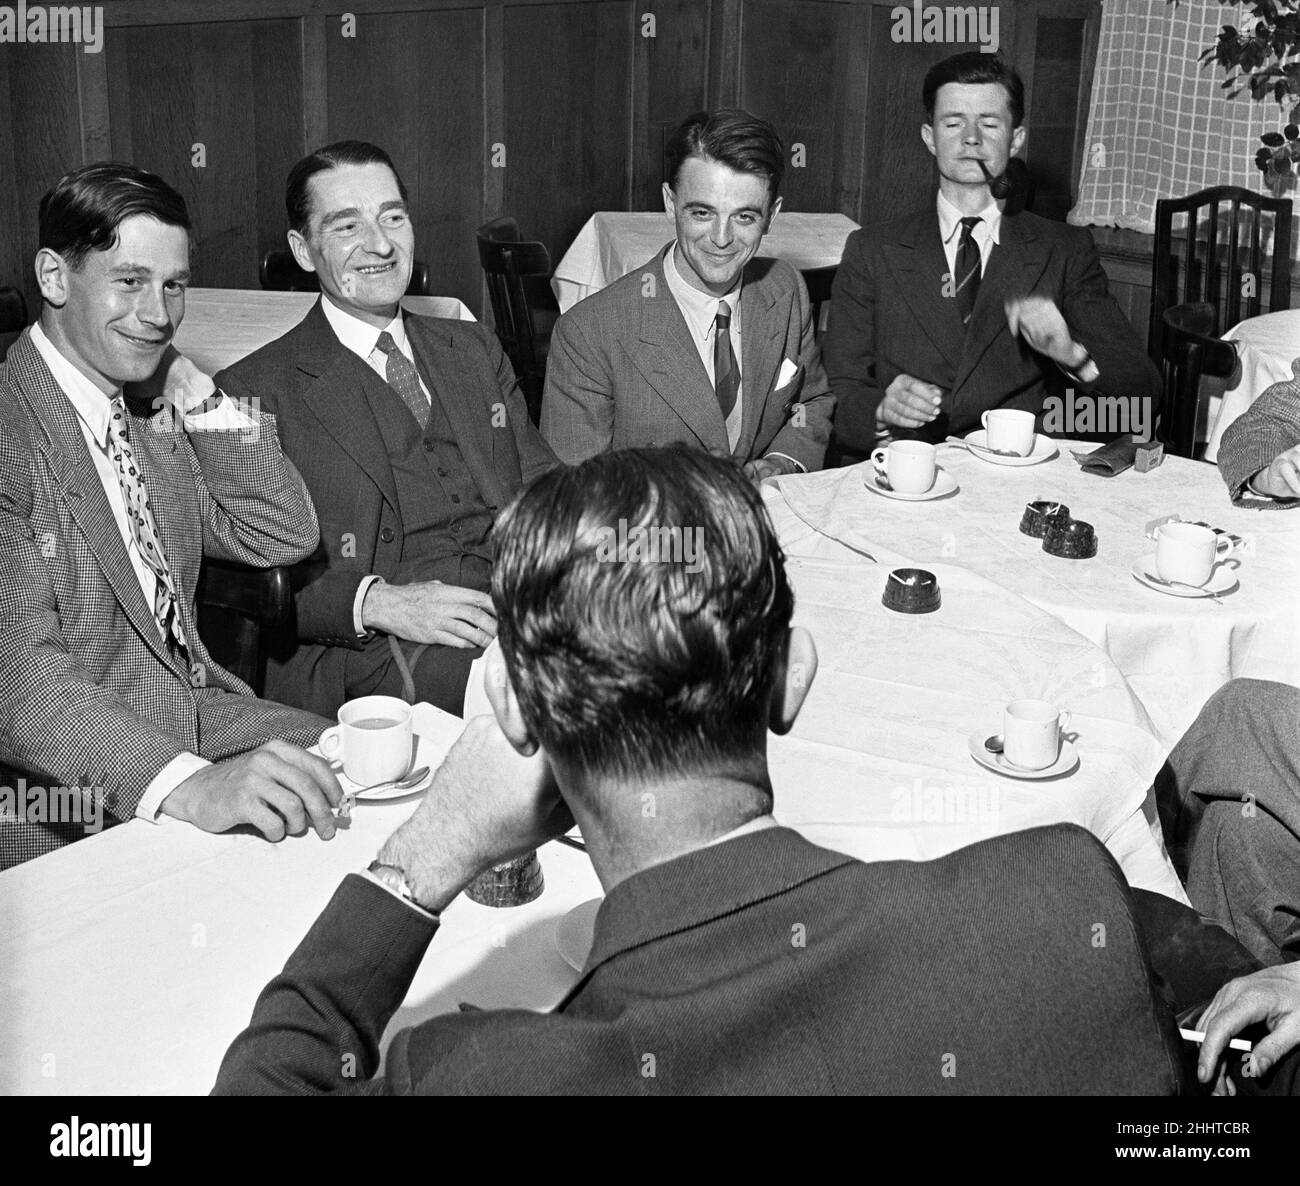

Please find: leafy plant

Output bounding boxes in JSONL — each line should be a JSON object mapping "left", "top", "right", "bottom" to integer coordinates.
{"left": 1178, "top": 0, "right": 1300, "bottom": 188}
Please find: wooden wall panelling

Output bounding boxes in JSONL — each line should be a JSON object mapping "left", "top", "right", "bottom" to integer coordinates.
{"left": 104, "top": 19, "right": 305, "bottom": 290}
{"left": 325, "top": 6, "right": 486, "bottom": 310}
{"left": 738, "top": 0, "right": 866, "bottom": 217}
{"left": 0, "top": 44, "right": 87, "bottom": 311}
{"left": 633, "top": 0, "right": 710, "bottom": 211}
{"left": 501, "top": 1, "right": 634, "bottom": 270}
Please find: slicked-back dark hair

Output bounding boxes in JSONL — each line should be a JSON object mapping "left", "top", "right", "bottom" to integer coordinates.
{"left": 923, "top": 52, "right": 1025, "bottom": 127}
{"left": 38, "top": 162, "right": 191, "bottom": 271}
{"left": 665, "top": 109, "right": 785, "bottom": 206}
{"left": 492, "top": 447, "right": 794, "bottom": 785}
{"left": 285, "top": 140, "right": 408, "bottom": 234}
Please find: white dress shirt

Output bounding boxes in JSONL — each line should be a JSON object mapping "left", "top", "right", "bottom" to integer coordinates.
{"left": 937, "top": 189, "right": 1002, "bottom": 283}
{"left": 318, "top": 295, "right": 433, "bottom": 636}
{"left": 29, "top": 322, "right": 257, "bottom": 824}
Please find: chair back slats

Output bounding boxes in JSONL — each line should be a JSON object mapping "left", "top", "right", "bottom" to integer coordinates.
{"left": 1158, "top": 302, "right": 1239, "bottom": 459}
{"left": 1149, "top": 186, "right": 1293, "bottom": 363}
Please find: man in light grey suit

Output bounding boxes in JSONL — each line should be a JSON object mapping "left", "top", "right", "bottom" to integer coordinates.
{"left": 0, "top": 163, "right": 342, "bottom": 867}
{"left": 541, "top": 110, "right": 834, "bottom": 479}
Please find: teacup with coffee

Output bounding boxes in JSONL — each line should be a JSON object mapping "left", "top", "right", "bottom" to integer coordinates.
{"left": 870, "top": 440, "right": 937, "bottom": 494}
{"left": 320, "top": 694, "right": 414, "bottom": 786}
{"left": 1155, "top": 522, "right": 1233, "bottom": 587}
{"left": 981, "top": 408, "right": 1036, "bottom": 456}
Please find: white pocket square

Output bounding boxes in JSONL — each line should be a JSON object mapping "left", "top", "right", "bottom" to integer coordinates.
{"left": 775, "top": 358, "right": 799, "bottom": 390}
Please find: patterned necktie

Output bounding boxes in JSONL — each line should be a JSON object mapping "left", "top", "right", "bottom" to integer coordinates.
{"left": 374, "top": 330, "right": 429, "bottom": 430}
{"left": 105, "top": 395, "right": 188, "bottom": 657}
{"left": 713, "top": 300, "right": 739, "bottom": 419}
{"left": 955, "top": 216, "right": 983, "bottom": 327}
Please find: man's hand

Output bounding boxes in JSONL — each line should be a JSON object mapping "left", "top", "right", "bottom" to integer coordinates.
{"left": 1250, "top": 444, "right": 1300, "bottom": 499}
{"left": 377, "top": 714, "right": 574, "bottom": 912}
{"left": 160, "top": 739, "right": 342, "bottom": 841}
{"left": 1005, "top": 295, "right": 1100, "bottom": 383}
{"left": 1197, "top": 962, "right": 1300, "bottom": 1090}
{"left": 743, "top": 456, "right": 798, "bottom": 483}
{"left": 878, "top": 374, "right": 943, "bottom": 428}
{"left": 362, "top": 580, "right": 497, "bottom": 648}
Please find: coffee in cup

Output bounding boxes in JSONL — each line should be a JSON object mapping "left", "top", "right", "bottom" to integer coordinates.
{"left": 1155, "top": 522, "right": 1232, "bottom": 587}
{"left": 320, "top": 695, "right": 413, "bottom": 785}
{"left": 870, "top": 440, "right": 937, "bottom": 494}
{"left": 981, "top": 408, "right": 1036, "bottom": 456}
{"left": 1003, "top": 699, "right": 1071, "bottom": 770}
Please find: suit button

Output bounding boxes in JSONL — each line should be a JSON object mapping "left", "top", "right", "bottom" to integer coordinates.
{"left": 423, "top": 441, "right": 435, "bottom": 452}
{"left": 380, "top": 527, "right": 395, "bottom": 543}
{"left": 451, "top": 495, "right": 461, "bottom": 504}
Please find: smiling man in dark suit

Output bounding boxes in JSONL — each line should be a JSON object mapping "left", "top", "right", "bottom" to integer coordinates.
{"left": 217, "top": 142, "right": 555, "bottom": 718}
{"left": 0, "top": 163, "right": 341, "bottom": 867}
{"left": 541, "top": 110, "right": 834, "bottom": 479}
{"left": 824, "top": 52, "right": 1160, "bottom": 457}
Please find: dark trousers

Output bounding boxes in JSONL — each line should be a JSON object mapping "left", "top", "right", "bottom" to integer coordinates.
{"left": 345, "top": 636, "right": 483, "bottom": 717}
{"left": 1155, "top": 678, "right": 1300, "bottom": 968}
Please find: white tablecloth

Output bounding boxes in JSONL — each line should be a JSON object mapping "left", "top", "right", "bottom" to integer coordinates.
{"left": 763, "top": 446, "right": 1300, "bottom": 746}
{"left": 551, "top": 211, "right": 858, "bottom": 313}
{"left": 1205, "top": 309, "right": 1300, "bottom": 463}
{"left": 173, "top": 288, "right": 474, "bottom": 375}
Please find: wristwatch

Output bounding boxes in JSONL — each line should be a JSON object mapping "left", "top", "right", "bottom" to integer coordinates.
{"left": 366, "top": 859, "right": 438, "bottom": 917}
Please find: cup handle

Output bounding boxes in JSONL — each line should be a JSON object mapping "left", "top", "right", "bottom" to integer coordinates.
{"left": 981, "top": 411, "right": 991, "bottom": 429}
{"left": 870, "top": 447, "right": 888, "bottom": 478}
{"left": 319, "top": 726, "right": 343, "bottom": 759}
{"left": 1213, "top": 535, "right": 1233, "bottom": 559}
{"left": 1058, "top": 710, "right": 1072, "bottom": 735}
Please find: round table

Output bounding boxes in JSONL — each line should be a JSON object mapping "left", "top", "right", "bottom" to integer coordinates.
{"left": 763, "top": 443, "right": 1300, "bottom": 746}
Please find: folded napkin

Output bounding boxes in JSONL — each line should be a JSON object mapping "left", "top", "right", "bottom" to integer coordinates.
{"left": 1071, "top": 433, "right": 1138, "bottom": 477}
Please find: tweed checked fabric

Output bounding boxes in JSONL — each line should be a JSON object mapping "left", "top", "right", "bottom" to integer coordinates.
{"left": 713, "top": 301, "right": 739, "bottom": 419}
{"left": 955, "top": 217, "right": 982, "bottom": 328}
{"left": 106, "top": 394, "right": 188, "bottom": 655}
{"left": 374, "top": 331, "right": 429, "bottom": 430}
{"left": 1217, "top": 361, "right": 1300, "bottom": 509}
{"left": 0, "top": 330, "right": 328, "bottom": 868}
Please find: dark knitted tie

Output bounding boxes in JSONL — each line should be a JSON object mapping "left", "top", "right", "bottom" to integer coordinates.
{"left": 955, "top": 216, "right": 982, "bottom": 327}
{"left": 713, "top": 300, "right": 739, "bottom": 419}
{"left": 374, "top": 331, "right": 429, "bottom": 429}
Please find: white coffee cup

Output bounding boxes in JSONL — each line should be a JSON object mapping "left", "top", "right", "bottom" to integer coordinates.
{"left": 1003, "top": 699, "right": 1071, "bottom": 770}
{"left": 319, "top": 695, "right": 413, "bottom": 786}
{"left": 1155, "top": 522, "right": 1232, "bottom": 587}
{"left": 981, "top": 408, "right": 1036, "bottom": 456}
{"left": 870, "top": 440, "right": 937, "bottom": 494}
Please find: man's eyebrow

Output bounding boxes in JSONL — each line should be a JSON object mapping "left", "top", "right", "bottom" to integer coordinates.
{"left": 108, "top": 263, "right": 191, "bottom": 282}
{"left": 319, "top": 206, "right": 362, "bottom": 228}
{"left": 378, "top": 200, "right": 407, "bottom": 214}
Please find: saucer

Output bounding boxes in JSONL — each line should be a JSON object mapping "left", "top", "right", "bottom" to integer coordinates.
{"left": 555, "top": 897, "right": 603, "bottom": 970}
{"left": 1131, "top": 555, "right": 1239, "bottom": 599}
{"left": 864, "top": 467, "right": 958, "bottom": 501}
{"left": 966, "top": 729, "right": 1079, "bottom": 779}
{"left": 963, "top": 430, "right": 1059, "bottom": 467}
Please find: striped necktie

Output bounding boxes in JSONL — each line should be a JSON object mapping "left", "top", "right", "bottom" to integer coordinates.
{"left": 713, "top": 300, "right": 739, "bottom": 419}
{"left": 374, "top": 330, "right": 430, "bottom": 429}
{"left": 955, "top": 216, "right": 982, "bottom": 327}
{"left": 105, "top": 394, "right": 188, "bottom": 657}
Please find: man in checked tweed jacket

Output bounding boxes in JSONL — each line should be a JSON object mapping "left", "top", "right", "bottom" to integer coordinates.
{"left": 0, "top": 163, "right": 343, "bottom": 869}
{"left": 1218, "top": 361, "right": 1300, "bottom": 507}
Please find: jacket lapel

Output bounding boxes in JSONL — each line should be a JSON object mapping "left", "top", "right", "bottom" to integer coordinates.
{"left": 10, "top": 334, "right": 179, "bottom": 669}
{"left": 882, "top": 211, "right": 966, "bottom": 372}
{"left": 291, "top": 302, "right": 400, "bottom": 513}
{"left": 631, "top": 254, "right": 728, "bottom": 450}
{"left": 735, "top": 260, "right": 784, "bottom": 462}
{"left": 407, "top": 316, "right": 514, "bottom": 511}
{"left": 951, "top": 211, "right": 1052, "bottom": 395}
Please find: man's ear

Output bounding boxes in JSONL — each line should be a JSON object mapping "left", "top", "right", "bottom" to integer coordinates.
{"left": 286, "top": 229, "right": 317, "bottom": 275}
{"left": 483, "top": 645, "right": 538, "bottom": 756}
{"left": 1010, "top": 125, "right": 1027, "bottom": 159}
{"left": 769, "top": 625, "right": 818, "bottom": 736}
{"left": 764, "top": 194, "right": 783, "bottom": 233}
{"left": 920, "top": 122, "right": 937, "bottom": 158}
{"left": 662, "top": 181, "right": 676, "bottom": 219}
{"left": 35, "top": 248, "right": 69, "bottom": 308}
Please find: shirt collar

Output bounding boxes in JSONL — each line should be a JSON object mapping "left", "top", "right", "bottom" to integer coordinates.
{"left": 663, "top": 244, "right": 742, "bottom": 343}
{"left": 706, "top": 813, "right": 778, "bottom": 849}
{"left": 320, "top": 294, "right": 407, "bottom": 362}
{"left": 937, "top": 189, "right": 1003, "bottom": 247}
{"left": 29, "top": 321, "right": 117, "bottom": 446}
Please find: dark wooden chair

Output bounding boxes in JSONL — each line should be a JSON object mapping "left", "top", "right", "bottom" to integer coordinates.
{"left": 195, "top": 559, "right": 293, "bottom": 696}
{"left": 1157, "top": 302, "right": 1239, "bottom": 460}
{"left": 476, "top": 217, "right": 559, "bottom": 425}
{"left": 800, "top": 265, "right": 837, "bottom": 342}
{"left": 1149, "top": 187, "right": 1292, "bottom": 367}
{"left": 1, "top": 285, "right": 28, "bottom": 360}
{"left": 259, "top": 248, "right": 432, "bottom": 296}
